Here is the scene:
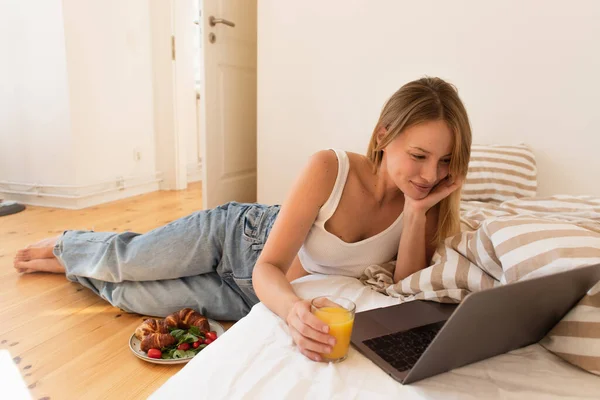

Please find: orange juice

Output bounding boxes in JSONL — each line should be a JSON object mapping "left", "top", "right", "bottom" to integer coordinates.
{"left": 313, "top": 306, "right": 355, "bottom": 360}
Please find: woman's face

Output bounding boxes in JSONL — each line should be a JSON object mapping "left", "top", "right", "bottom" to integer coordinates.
{"left": 382, "top": 120, "right": 454, "bottom": 200}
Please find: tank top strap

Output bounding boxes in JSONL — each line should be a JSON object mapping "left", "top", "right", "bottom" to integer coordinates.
{"left": 316, "top": 149, "right": 350, "bottom": 224}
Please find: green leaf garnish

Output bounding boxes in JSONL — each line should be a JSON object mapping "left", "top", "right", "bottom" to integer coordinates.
{"left": 170, "top": 329, "right": 185, "bottom": 340}
{"left": 189, "top": 326, "right": 202, "bottom": 336}
{"left": 154, "top": 326, "right": 211, "bottom": 359}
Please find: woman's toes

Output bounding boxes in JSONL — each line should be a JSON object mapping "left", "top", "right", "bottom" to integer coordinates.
{"left": 14, "top": 260, "right": 30, "bottom": 271}
{"left": 15, "top": 249, "right": 31, "bottom": 261}
{"left": 14, "top": 246, "right": 54, "bottom": 262}
{"left": 14, "top": 259, "right": 65, "bottom": 274}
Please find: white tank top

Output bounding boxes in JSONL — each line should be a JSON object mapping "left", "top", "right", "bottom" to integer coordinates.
{"left": 297, "top": 149, "right": 404, "bottom": 278}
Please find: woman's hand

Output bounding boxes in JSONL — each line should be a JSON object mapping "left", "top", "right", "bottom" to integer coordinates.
{"left": 286, "top": 299, "right": 336, "bottom": 362}
{"left": 404, "top": 176, "right": 464, "bottom": 216}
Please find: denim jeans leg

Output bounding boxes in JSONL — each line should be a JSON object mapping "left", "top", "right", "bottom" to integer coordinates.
{"left": 75, "top": 273, "right": 251, "bottom": 319}
{"left": 54, "top": 202, "right": 280, "bottom": 319}
{"left": 54, "top": 203, "right": 232, "bottom": 282}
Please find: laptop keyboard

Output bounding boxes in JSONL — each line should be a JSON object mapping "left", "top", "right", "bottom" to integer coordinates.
{"left": 362, "top": 321, "right": 446, "bottom": 372}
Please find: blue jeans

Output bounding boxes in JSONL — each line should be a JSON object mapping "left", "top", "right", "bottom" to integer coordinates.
{"left": 53, "top": 202, "right": 280, "bottom": 320}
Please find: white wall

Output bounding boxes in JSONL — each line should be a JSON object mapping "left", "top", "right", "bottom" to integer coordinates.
{"left": 1, "top": 0, "right": 161, "bottom": 208}
{"left": 257, "top": 0, "right": 600, "bottom": 205}
{"left": 62, "top": 0, "right": 156, "bottom": 186}
{"left": 0, "top": 0, "right": 75, "bottom": 186}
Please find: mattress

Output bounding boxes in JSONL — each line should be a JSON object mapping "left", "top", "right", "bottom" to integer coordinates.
{"left": 150, "top": 274, "right": 600, "bottom": 399}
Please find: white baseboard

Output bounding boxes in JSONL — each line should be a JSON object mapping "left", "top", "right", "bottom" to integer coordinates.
{"left": 2, "top": 182, "right": 161, "bottom": 210}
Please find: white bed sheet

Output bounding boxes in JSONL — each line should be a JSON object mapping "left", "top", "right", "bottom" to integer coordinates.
{"left": 150, "top": 275, "right": 600, "bottom": 399}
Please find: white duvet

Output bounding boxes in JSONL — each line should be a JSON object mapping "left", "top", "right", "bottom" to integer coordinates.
{"left": 150, "top": 274, "right": 600, "bottom": 400}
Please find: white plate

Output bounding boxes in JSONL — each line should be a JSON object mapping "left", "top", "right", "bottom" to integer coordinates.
{"left": 129, "top": 319, "right": 225, "bottom": 364}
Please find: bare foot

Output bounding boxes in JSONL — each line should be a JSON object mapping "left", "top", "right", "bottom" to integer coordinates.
{"left": 14, "top": 247, "right": 54, "bottom": 261}
{"left": 14, "top": 258, "right": 65, "bottom": 274}
{"left": 14, "top": 235, "right": 62, "bottom": 273}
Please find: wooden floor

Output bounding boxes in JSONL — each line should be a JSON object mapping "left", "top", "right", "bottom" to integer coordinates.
{"left": 0, "top": 183, "right": 234, "bottom": 399}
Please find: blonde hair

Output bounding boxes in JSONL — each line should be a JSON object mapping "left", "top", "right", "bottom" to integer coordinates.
{"left": 367, "top": 77, "right": 472, "bottom": 245}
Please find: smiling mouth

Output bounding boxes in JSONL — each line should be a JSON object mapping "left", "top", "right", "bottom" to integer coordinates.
{"left": 411, "top": 182, "right": 433, "bottom": 191}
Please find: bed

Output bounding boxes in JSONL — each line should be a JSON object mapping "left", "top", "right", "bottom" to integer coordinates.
{"left": 150, "top": 145, "right": 600, "bottom": 399}
{"left": 150, "top": 276, "right": 600, "bottom": 399}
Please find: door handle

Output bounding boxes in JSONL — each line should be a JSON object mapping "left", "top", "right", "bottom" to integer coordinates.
{"left": 209, "top": 16, "right": 235, "bottom": 27}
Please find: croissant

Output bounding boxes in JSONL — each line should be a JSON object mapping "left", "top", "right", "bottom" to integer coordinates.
{"left": 164, "top": 308, "right": 210, "bottom": 332}
{"left": 141, "top": 333, "right": 176, "bottom": 352}
{"left": 134, "top": 308, "right": 210, "bottom": 353}
{"left": 134, "top": 318, "right": 169, "bottom": 340}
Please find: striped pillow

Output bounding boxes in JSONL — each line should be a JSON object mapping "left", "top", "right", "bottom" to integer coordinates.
{"left": 540, "top": 283, "right": 600, "bottom": 375}
{"left": 364, "top": 196, "right": 600, "bottom": 375}
{"left": 462, "top": 144, "right": 537, "bottom": 203}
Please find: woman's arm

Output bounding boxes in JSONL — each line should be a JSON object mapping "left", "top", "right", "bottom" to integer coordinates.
{"left": 394, "top": 206, "right": 439, "bottom": 282}
{"left": 393, "top": 176, "right": 462, "bottom": 283}
{"left": 252, "top": 150, "right": 338, "bottom": 361}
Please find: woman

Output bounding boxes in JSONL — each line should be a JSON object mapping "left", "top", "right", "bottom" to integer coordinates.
{"left": 14, "top": 76, "right": 471, "bottom": 361}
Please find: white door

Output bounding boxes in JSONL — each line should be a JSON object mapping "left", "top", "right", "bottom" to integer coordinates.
{"left": 200, "top": 0, "right": 257, "bottom": 209}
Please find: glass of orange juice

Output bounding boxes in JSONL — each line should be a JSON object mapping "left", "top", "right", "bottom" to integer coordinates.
{"left": 311, "top": 296, "right": 356, "bottom": 363}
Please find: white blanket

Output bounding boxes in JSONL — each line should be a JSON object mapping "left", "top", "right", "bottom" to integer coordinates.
{"left": 150, "top": 275, "right": 600, "bottom": 399}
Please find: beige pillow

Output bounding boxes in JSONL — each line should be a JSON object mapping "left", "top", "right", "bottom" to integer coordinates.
{"left": 540, "top": 282, "right": 600, "bottom": 375}
{"left": 462, "top": 144, "right": 537, "bottom": 203}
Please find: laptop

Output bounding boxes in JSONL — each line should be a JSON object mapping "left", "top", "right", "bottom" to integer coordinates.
{"left": 351, "top": 263, "right": 600, "bottom": 384}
